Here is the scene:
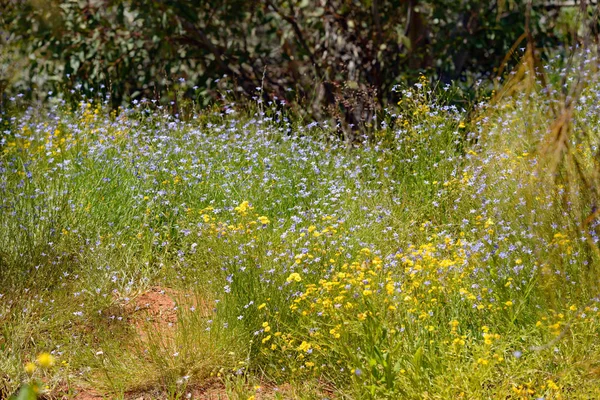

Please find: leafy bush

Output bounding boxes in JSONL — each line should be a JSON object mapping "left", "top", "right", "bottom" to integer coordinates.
{"left": 0, "top": 0, "right": 585, "bottom": 116}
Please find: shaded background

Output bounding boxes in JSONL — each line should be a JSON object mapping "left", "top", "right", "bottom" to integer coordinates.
{"left": 0, "top": 1, "right": 597, "bottom": 118}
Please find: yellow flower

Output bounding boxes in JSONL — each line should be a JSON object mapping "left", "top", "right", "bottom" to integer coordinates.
{"left": 36, "top": 352, "right": 55, "bottom": 368}
{"left": 286, "top": 272, "right": 302, "bottom": 283}
{"left": 262, "top": 335, "right": 272, "bottom": 344}
{"left": 386, "top": 282, "right": 394, "bottom": 295}
{"left": 505, "top": 301, "right": 513, "bottom": 307}
{"left": 24, "top": 362, "right": 37, "bottom": 374}
{"left": 297, "top": 341, "right": 311, "bottom": 352}
{"left": 258, "top": 216, "right": 270, "bottom": 225}
{"left": 547, "top": 379, "right": 559, "bottom": 390}
{"left": 234, "top": 200, "right": 253, "bottom": 216}
{"left": 258, "top": 303, "right": 266, "bottom": 310}
{"left": 483, "top": 333, "right": 493, "bottom": 345}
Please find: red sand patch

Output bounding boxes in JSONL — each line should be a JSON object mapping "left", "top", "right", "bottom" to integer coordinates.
{"left": 71, "top": 390, "right": 104, "bottom": 400}
{"left": 121, "top": 286, "right": 211, "bottom": 342}
{"left": 123, "top": 381, "right": 296, "bottom": 400}
{"left": 50, "top": 382, "right": 104, "bottom": 399}
{"left": 127, "top": 287, "right": 178, "bottom": 342}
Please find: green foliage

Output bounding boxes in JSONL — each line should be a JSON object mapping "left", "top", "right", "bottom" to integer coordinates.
{"left": 0, "top": 0, "right": 583, "bottom": 114}
{"left": 10, "top": 384, "right": 38, "bottom": 400}
{"left": 2, "top": 52, "right": 600, "bottom": 398}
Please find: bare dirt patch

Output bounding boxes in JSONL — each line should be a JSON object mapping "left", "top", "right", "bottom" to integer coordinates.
{"left": 50, "top": 382, "right": 104, "bottom": 400}
{"left": 70, "top": 389, "right": 104, "bottom": 400}
{"left": 123, "top": 380, "right": 297, "bottom": 400}
{"left": 121, "top": 286, "right": 211, "bottom": 342}
{"left": 126, "top": 287, "right": 179, "bottom": 342}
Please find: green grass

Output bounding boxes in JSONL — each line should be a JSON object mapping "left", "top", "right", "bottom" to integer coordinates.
{"left": 2, "top": 66, "right": 600, "bottom": 399}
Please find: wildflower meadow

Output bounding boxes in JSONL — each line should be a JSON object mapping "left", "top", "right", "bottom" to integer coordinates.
{"left": 3, "top": 50, "right": 600, "bottom": 399}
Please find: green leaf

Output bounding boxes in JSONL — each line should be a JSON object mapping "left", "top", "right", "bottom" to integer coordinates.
{"left": 11, "top": 384, "right": 38, "bottom": 400}
{"left": 412, "top": 346, "right": 423, "bottom": 370}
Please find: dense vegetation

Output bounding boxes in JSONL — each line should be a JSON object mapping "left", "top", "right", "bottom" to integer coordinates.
{"left": 2, "top": 48, "right": 600, "bottom": 398}
{"left": 0, "top": 1, "right": 594, "bottom": 115}
{"left": 2, "top": 1, "right": 600, "bottom": 399}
